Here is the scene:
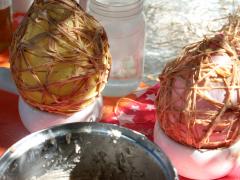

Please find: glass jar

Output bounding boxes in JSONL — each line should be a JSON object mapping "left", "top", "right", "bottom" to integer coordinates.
{"left": 88, "top": 0, "right": 145, "bottom": 97}
{"left": 0, "top": 0, "right": 12, "bottom": 53}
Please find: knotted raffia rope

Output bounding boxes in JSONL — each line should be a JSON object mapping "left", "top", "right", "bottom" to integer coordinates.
{"left": 10, "top": 0, "right": 111, "bottom": 115}
{"left": 156, "top": 33, "right": 240, "bottom": 149}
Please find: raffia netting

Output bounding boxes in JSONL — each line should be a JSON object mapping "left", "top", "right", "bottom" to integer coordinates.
{"left": 220, "top": 12, "right": 240, "bottom": 55}
{"left": 156, "top": 33, "right": 240, "bottom": 149}
{"left": 10, "top": 0, "right": 111, "bottom": 115}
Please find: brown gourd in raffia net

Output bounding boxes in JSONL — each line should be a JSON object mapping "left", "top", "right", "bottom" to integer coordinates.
{"left": 155, "top": 33, "right": 240, "bottom": 149}
{"left": 10, "top": 0, "right": 111, "bottom": 115}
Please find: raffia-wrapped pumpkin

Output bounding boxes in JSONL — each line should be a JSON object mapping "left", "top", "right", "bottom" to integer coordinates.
{"left": 10, "top": 0, "right": 111, "bottom": 115}
{"left": 156, "top": 34, "right": 240, "bottom": 149}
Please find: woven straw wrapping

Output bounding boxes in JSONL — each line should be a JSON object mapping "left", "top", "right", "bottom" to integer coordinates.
{"left": 10, "top": 0, "right": 111, "bottom": 115}
{"left": 156, "top": 33, "right": 240, "bottom": 149}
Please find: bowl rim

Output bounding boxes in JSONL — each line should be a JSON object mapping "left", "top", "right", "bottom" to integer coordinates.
{"left": 0, "top": 122, "right": 178, "bottom": 179}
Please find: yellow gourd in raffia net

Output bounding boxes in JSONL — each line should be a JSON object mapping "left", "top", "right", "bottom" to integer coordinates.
{"left": 10, "top": 0, "right": 111, "bottom": 115}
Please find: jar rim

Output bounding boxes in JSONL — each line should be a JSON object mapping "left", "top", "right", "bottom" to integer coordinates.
{"left": 88, "top": 0, "right": 144, "bottom": 18}
{"left": 91, "top": 0, "right": 143, "bottom": 8}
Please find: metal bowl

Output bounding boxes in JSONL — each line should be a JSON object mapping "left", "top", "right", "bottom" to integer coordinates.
{"left": 0, "top": 122, "right": 177, "bottom": 180}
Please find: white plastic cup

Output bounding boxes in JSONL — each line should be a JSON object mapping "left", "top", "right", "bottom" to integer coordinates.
{"left": 19, "top": 96, "right": 103, "bottom": 132}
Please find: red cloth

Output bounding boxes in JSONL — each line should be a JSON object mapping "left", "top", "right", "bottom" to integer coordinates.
{"left": 102, "top": 84, "right": 157, "bottom": 141}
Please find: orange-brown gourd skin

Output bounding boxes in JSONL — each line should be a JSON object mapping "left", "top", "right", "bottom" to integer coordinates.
{"left": 156, "top": 34, "right": 240, "bottom": 149}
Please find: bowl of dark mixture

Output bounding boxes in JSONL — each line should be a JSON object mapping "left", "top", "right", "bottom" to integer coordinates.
{"left": 0, "top": 122, "right": 177, "bottom": 180}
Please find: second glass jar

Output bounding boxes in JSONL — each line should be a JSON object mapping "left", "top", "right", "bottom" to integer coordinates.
{"left": 88, "top": 0, "right": 145, "bottom": 97}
